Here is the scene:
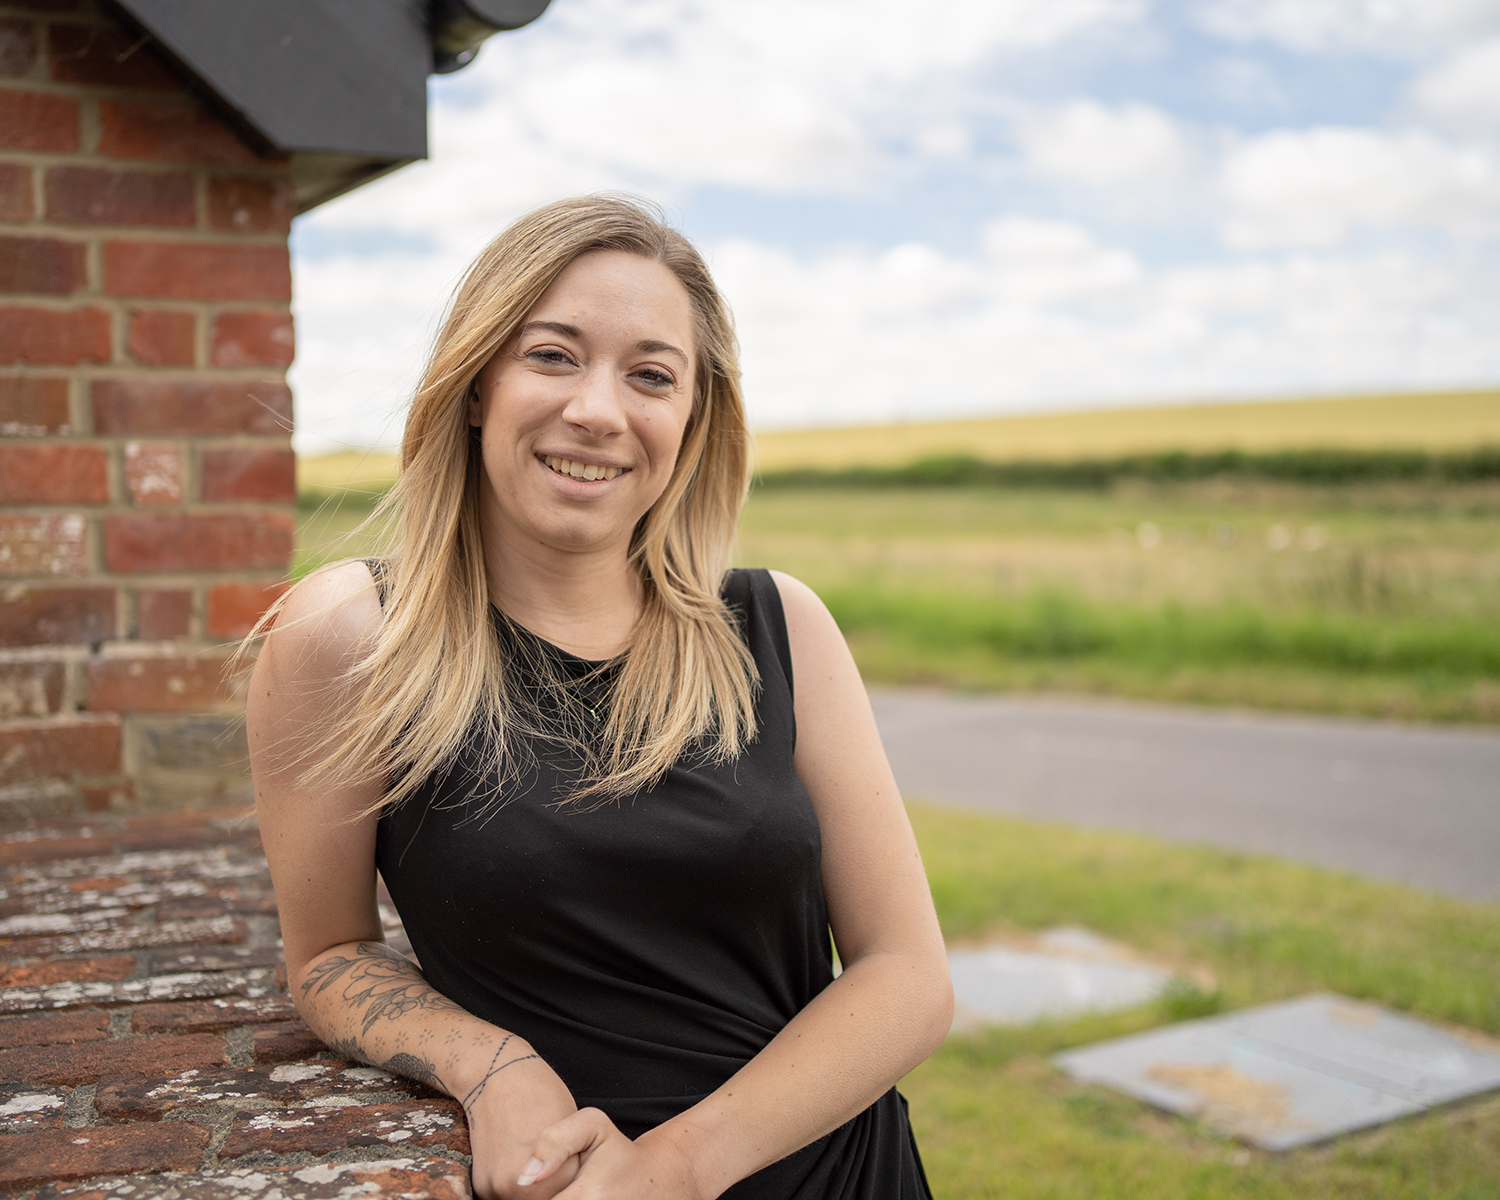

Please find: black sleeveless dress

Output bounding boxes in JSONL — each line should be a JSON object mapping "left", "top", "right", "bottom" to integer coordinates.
{"left": 375, "top": 568, "right": 933, "bottom": 1199}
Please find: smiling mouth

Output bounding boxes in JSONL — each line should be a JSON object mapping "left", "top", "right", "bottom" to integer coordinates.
{"left": 542, "top": 454, "right": 626, "bottom": 482}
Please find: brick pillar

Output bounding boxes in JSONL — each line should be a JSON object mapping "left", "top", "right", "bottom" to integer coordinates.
{"left": 1, "top": 0, "right": 295, "bottom": 816}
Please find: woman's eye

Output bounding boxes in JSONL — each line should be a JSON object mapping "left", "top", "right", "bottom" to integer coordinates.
{"left": 634, "top": 367, "right": 675, "bottom": 389}
{"left": 527, "top": 347, "right": 573, "bottom": 366}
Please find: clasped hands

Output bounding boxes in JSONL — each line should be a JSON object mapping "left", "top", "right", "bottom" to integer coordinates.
{"left": 463, "top": 1052, "right": 704, "bottom": 1200}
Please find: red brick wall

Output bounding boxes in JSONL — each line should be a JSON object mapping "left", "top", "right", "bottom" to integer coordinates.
{"left": 0, "top": 0, "right": 295, "bottom": 816}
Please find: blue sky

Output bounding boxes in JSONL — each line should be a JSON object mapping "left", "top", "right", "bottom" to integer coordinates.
{"left": 289, "top": 0, "right": 1500, "bottom": 454}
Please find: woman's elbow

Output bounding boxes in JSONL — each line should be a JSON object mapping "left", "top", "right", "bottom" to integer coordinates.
{"left": 916, "top": 955, "right": 955, "bottom": 1058}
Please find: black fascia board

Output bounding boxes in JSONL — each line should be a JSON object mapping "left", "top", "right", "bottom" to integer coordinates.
{"left": 114, "top": 0, "right": 430, "bottom": 160}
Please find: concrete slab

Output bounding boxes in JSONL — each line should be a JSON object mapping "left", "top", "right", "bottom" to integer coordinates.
{"left": 1056, "top": 993, "right": 1500, "bottom": 1149}
{"left": 949, "top": 926, "right": 1175, "bottom": 1029}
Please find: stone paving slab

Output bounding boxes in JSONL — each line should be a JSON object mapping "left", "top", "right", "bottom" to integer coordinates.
{"left": 1056, "top": 992, "right": 1500, "bottom": 1149}
{"left": 949, "top": 926, "right": 1176, "bottom": 1029}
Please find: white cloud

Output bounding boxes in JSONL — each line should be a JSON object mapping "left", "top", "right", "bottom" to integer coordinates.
{"left": 1192, "top": 0, "right": 1500, "bottom": 56}
{"left": 711, "top": 228, "right": 1497, "bottom": 430}
{"left": 1220, "top": 126, "right": 1500, "bottom": 247}
{"left": 301, "top": 0, "right": 1142, "bottom": 252}
{"left": 1017, "top": 100, "right": 1191, "bottom": 189}
{"left": 1413, "top": 39, "right": 1500, "bottom": 130}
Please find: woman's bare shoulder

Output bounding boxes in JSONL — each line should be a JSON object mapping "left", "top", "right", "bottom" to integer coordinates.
{"left": 260, "top": 559, "right": 385, "bottom": 682}
{"left": 765, "top": 570, "right": 840, "bottom": 647}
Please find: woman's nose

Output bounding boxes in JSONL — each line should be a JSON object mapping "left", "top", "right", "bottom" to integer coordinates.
{"left": 561, "top": 366, "right": 629, "bottom": 437}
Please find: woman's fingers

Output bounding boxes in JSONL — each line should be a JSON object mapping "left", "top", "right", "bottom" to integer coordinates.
{"left": 517, "top": 1108, "right": 613, "bottom": 1186}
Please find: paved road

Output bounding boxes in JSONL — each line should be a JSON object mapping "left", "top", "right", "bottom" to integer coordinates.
{"left": 870, "top": 690, "right": 1500, "bottom": 904}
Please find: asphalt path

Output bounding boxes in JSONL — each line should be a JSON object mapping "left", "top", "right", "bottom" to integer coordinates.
{"left": 870, "top": 690, "right": 1500, "bottom": 904}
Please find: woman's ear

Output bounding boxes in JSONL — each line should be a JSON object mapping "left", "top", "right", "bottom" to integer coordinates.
{"left": 467, "top": 380, "right": 483, "bottom": 428}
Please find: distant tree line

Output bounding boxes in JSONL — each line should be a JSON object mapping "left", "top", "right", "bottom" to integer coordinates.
{"left": 754, "top": 447, "right": 1500, "bottom": 489}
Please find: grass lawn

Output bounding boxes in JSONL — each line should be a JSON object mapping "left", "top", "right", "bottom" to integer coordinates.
{"left": 905, "top": 804, "right": 1500, "bottom": 1199}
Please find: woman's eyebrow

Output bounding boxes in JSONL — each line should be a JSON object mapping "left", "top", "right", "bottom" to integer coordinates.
{"left": 637, "top": 339, "right": 689, "bottom": 365}
{"left": 517, "top": 320, "right": 581, "bottom": 338}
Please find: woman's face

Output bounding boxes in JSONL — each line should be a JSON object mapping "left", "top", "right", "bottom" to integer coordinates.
{"left": 471, "top": 249, "right": 698, "bottom": 559}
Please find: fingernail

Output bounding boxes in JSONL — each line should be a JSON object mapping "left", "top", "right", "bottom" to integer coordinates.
{"left": 517, "top": 1157, "right": 545, "bottom": 1186}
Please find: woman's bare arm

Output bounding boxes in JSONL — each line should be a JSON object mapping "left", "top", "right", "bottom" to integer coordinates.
{"left": 522, "top": 572, "right": 952, "bottom": 1198}
{"left": 248, "top": 561, "right": 581, "bottom": 1199}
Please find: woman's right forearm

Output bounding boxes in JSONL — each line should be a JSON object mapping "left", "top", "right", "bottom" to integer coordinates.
{"left": 292, "top": 939, "right": 535, "bottom": 1105}
{"left": 293, "top": 939, "right": 586, "bottom": 1198}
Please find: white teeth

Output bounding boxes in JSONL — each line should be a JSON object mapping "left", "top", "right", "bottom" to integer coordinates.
{"left": 543, "top": 456, "right": 622, "bottom": 481}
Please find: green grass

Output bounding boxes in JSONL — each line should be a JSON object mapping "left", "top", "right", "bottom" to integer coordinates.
{"left": 904, "top": 804, "right": 1500, "bottom": 1198}
{"left": 737, "top": 481, "right": 1500, "bottom": 724}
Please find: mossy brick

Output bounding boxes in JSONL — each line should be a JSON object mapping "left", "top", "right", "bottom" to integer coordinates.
{"left": 147, "top": 945, "right": 282, "bottom": 974}
{"left": 0, "top": 587, "right": 116, "bottom": 647}
{"left": 209, "top": 311, "right": 294, "bottom": 368}
{"left": 251, "top": 1020, "right": 328, "bottom": 1064}
{"left": 126, "top": 310, "right": 196, "bottom": 366}
{"left": 97, "top": 97, "right": 263, "bottom": 166}
{"left": 0, "top": 162, "right": 33, "bottom": 220}
{"left": 0, "top": 1122, "right": 210, "bottom": 1191}
{"left": 221, "top": 1098, "right": 469, "bottom": 1159}
{"left": 132, "top": 716, "right": 248, "bottom": 769}
{"left": 0, "top": 717, "right": 120, "bottom": 783}
{"left": 46, "top": 167, "right": 195, "bottom": 227}
{"left": 95, "top": 1066, "right": 301, "bottom": 1121}
{"left": 131, "top": 995, "right": 298, "bottom": 1035}
{"left": 136, "top": 590, "right": 192, "bottom": 640}
{"left": 0, "top": 376, "right": 71, "bottom": 435}
{"left": 104, "top": 513, "right": 293, "bottom": 573}
{"left": 0, "top": 1009, "right": 109, "bottom": 1051}
{"left": 0, "top": 513, "right": 88, "bottom": 576}
{"left": 0, "top": 1031, "right": 226, "bottom": 1084}
{"left": 0, "top": 235, "right": 86, "bottom": 294}
{"left": 94, "top": 1060, "right": 429, "bottom": 1123}
{"left": 0, "top": 16, "right": 37, "bottom": 75}
{"left": 92, "top": 378, "right": 293, "bottom": 435}
{"left": 207, "top": 176, "right": 294, "bottom": 234}
{"left": 103, "top": 241, "right": 291, "bottom": 301}
{"left": 29, "top": 1157, "right": 472, "bottom": 1199}
{"left": 0, "top": 956, "right": 134, "bottom": 989}
{"left": 0, "top": 306, "right": 111, "bottom": 365}
{"left": 0, "top": 658, "right": 65, "bottom": 718}
{"left": 120, "top": 444, "right": 182, "bottom": 510}
{"left": 0, "top": 90, "right": 79, "bottom": 152}
{"left": 0, "top": 916, "right": 248, "bottom": 956}
{"left": 206, "top": 581, "right": 286, "bottom": 639}
{"left": 0, "top": 1084, "right": 67, "bottom": 1131}
{"left": 0, "top": 444, "right": 109, "bottom": 504}
{"left": 200, "top": 446, "right": 296, "bottom": 502}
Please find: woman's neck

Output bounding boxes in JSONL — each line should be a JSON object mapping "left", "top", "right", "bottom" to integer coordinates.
{"left": 482, "top": 533, "right": 643, "bottom": 661}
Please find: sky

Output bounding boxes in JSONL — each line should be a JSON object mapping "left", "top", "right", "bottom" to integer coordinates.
{"left": 288, "top": 0, "right": 1500, "bottom": 455}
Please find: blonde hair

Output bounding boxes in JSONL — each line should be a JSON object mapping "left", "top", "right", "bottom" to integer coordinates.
{"left": 278, "top": 195, "right": 757, "bottom": 812}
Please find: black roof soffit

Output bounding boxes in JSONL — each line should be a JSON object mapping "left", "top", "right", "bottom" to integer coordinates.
{"left": 113, "top": 0, "right": 551, "bottom": 163}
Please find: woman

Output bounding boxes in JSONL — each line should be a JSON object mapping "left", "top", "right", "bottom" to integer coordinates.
{"left": 248, "top": 196, "right": 953, "bottom": 1200}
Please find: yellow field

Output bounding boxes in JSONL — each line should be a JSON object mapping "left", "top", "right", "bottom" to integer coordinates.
{"left": 751, "top": 389, "right": 1500, "bottom": 471}
{"left": 298, "top": 390, "right": 1500, "bottom": 487}
{"left": 297, "top": 449, "right": 402, "bottom": 493}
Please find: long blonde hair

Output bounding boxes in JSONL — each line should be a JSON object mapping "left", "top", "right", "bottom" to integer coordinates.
{"left": 282, "top": 196, "right": 757, "bottom": 812}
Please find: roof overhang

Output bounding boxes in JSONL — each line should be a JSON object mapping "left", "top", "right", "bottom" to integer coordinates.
{"left": 113, "top": 0, "right": 550, "bottom": 211}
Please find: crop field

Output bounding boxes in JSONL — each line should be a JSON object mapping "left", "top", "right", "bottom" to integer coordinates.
{"left": 752, "top": 389, "right": 1500, "bottom": 471}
